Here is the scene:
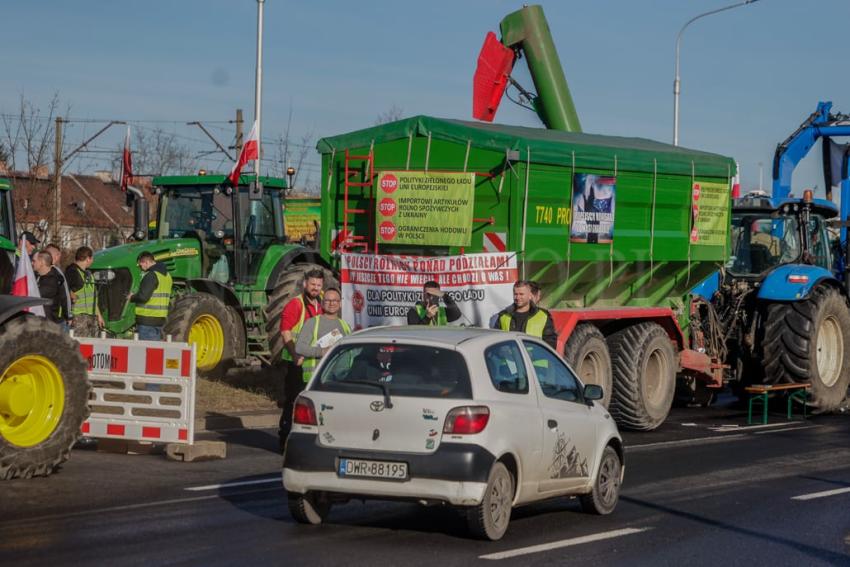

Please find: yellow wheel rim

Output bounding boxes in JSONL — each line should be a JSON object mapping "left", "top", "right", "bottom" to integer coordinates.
{"left": 0, "top": 355, "right": 65, "bottom": 447}
{"left": 188, "top": 314, "right": 225, "bottom": 371}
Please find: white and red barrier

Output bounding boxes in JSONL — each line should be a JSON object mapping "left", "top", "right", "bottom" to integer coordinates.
{"left": 76, "top": 336, "right": 197, "bottom": 445}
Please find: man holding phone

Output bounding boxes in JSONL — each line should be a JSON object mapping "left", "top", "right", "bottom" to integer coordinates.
{"left": 406, "top": 280, "right": 461, "bottom": 326}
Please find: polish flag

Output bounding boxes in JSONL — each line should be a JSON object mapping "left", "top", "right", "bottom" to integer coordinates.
{"left": 11, "top": 239, "right": 45, "bottom": 317}
{"left": 228, "top": 120, "right": 259, "bottom": 187}
{"left": 119, "top": 125, "right": 133, "bottom": 192}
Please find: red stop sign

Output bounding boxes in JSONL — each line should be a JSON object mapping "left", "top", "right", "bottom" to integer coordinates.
{"left": 380, "top": 174, "right": 398, "bottom": 194}
{"left": 352, "top": 290, "right": 364, "bottom": 313}
{"left": 379, "top": 221, "right": 397, "bottom": 241}
{"left": 379, "top": 198, "right": 397, "bottom": 217}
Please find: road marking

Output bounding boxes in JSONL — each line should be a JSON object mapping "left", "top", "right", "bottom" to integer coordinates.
{"left": 628, "top": 434, "right": 746, "bottom": 451}
{"left": 479, "top": 527, "right": 652, "bottom": 560}
{"left": 791, "top": 487, "right": 850, "bottom": 501}
{"left": 709, "top": 422, "right": 808, "bottom": 432}
{"left": 755, "top": 424, "right": 819, "bottom": 435}
{"left": 185, "top": 476, "right": 281, "bottom": 492}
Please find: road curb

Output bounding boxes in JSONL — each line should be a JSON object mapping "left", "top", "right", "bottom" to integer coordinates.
{"left": 195, "top": 410, "right": 280, "bottom": 432}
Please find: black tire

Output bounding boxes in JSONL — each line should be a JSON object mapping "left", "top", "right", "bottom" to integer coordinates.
{"left": 563, "top": 324, "right": 612, "bottom": 408}
{"left": 762, "top": 286, "right": 850, "bottom": 412}
{"left": 579, "top": 445, "right": 622, "bottom": 515}
{"left": 0, "top": 316, "right": 89, "bottom": 480}
{"left": 265, "top": 264, "right": 338, "bottom": 362}
{"left": 163, "top": 293, "right": 241, "bottom": 378}
{"left": 288, "top": 491, "right": 331, "bottom": 525}
{"left": 466, "top": 462, "right": 514, "bottom": 541}
{"left": 608, "top": 322, "right": 677, "bottom": 431}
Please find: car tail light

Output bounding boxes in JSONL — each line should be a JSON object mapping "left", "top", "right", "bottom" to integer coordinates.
{"left": 443, "top": 406, "right": 490, "bottom": 434}
{"left": 293, "top": 397, "right": 318, "bottom": 426}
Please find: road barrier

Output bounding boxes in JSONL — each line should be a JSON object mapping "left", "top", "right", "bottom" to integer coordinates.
{"left": 76, "top": 336, "right": 197, "bottom": 445}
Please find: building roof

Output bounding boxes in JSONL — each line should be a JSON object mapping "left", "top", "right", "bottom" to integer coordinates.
{"left": 7, "top": 172, "right": 136, "bottom": 229}
{"left": 317, "top": 115, "right": 736, "bottom": 178}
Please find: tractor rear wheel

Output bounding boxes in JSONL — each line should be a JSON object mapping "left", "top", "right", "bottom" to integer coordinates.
{"left": 762, "top": 286, "right": 850, "bottom": 412}
{"left": 0, "top": 316, "right": 89, "bottom": 480}
{"left": 163, "top": 293, "right": 242, "bottom": 378}
{"left": 266, "top": 264, "right": 338, "bottom": 363}
{"left": 563, "top": 324, "right": 612, "bottom": 408}
{"left": 608, "top": 322, "right": 677, "bottom": 431}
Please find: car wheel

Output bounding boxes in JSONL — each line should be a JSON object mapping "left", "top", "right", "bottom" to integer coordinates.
{"left": 288, "top": 491, "right": 331, "bottom": 525}
{"left": 467, "top": 462, "right": 514, "bottom": 541}
{"left": 579, "top": 446, "right": 621, "bottom": 515}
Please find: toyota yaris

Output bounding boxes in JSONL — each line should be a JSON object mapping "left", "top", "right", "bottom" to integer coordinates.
{"left": 283, "top": 326, "right": 623, "bottom": 540}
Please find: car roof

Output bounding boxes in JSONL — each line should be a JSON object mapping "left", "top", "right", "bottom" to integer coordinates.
{"left": 341, "top": 325, "right": 537, "bottom": 349}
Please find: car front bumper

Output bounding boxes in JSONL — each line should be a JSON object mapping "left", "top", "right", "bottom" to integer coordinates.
{"left": 282, "top": 432, "right": 495, "bottom": 506}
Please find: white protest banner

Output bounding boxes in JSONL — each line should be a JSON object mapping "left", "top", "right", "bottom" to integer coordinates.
{"left": 340, "top": 252, "right": 518, "bottom": 330}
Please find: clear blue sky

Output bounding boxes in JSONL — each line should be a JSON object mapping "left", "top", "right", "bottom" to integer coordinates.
{"left": 1, "top": 0, "right": 848, "bottom": 194}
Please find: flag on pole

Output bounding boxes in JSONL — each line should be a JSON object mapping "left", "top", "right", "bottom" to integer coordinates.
{"left": 11, "top": 238, "right": 45, "bottom": 317}
{"left": 228, "top": 120, "right": 259, "bottom": 187}
{"left": 119, "top": 125, "right": 133, "bottom": 192}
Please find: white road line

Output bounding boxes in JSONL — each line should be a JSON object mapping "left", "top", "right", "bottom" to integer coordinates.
{"left": 791, "top": 487, "right": 850, "bottom": 501}
{"left": 754, "top": 424, "right": 819, "bottom": 435}
{"left": 709, "top": 422, "right": 807, "bottom": 432}
{"left": 184, "top": 476, "right": 281, "bottom": 492}
{"left": 479, "top": 527, "right": 653, "bottom": 561}
{"left": 628, "top": 434, "right": 746, "bottom": 451}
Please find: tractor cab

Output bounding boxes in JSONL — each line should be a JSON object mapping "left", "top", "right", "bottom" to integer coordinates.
{"left": 0, "top": 178, "right": 16, "bottom": 293}
{"left": 728, "top": 191, "right": 836, "bottom": 279}
{"left": 152, "top": 175, "right": 286, "bottom": 285}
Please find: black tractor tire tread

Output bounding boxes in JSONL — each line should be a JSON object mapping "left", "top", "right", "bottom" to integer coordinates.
{"left": 563, "top": 323, "right": 612, "bottom": 408}
{"left": 762, "top": 286, "right": 850, "bottom": 411}
{"left": 608, "top": 322, "right": 677, "bottom": 431}
{"left": 265, "top": 264, "right": 337, "bottom": 362}
{"left": 162, "top": 293, "right": 240, "bottom": 378}
{"left": 0, "top": 316, "right": 89, "bottom": 480}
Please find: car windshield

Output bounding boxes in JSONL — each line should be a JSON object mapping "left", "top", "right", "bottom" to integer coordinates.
{"left": 312, "top": 343, "right": 472, "bottom": 399}
{"left": 727, "top": 214, "right": 801, "bottom": 276}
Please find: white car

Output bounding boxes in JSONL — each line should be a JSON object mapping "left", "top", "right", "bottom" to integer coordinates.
{"left": 283, "top": 326, "right": 623, "bottom": 540}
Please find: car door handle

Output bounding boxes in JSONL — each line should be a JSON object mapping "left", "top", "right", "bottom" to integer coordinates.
{"left": 547, "top": 419, "right": 558, "bottom": 429}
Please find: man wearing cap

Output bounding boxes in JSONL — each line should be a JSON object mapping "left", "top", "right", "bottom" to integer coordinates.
{"left": 406, "top": 281, "right": 461, "bottom": 326}
{"left": 17, "top": 231, "right": 39, "bottom": 259}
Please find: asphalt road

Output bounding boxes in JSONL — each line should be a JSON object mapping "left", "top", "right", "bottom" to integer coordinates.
{"left": 2, "top": 400, "right": 849, "bottom": 566}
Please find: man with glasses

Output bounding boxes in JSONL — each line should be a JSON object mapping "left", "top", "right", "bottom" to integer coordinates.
{"left": 295, "top": 288, "right": 351, "bottom": 384}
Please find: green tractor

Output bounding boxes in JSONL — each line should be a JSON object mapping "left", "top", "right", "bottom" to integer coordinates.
{"left": 0, "top": 177, "right": 90, "bottom": 480}
{"left": 91, "top": 174, "right": 333, "bottom": 376}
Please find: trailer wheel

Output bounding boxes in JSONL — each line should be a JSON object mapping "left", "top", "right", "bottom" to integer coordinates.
{"left": 563, "top": 324, "right": 612, "bottom": 408}
{"left": 164, "top": 293, "right": 241, "bottom": 378}
{"left": 608, "top": 322, "right": 676, "bottom": 430}
{"left": 763, "top": 286, "right": 850, "bottom": 412}
{"left": 265, "top": 264, "right": 338, "bottom": 363}
{"left": 0, "top": 316, "right": 89, "bottom": 480}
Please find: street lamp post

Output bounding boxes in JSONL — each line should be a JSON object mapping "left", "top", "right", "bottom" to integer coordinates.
{"left": 673, "top": 0, "right": 759, "bottom": 146}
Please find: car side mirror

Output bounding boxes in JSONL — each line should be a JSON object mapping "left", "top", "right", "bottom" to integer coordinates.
{"left": 584, "top": 384, "right": 604, "bottom": 401}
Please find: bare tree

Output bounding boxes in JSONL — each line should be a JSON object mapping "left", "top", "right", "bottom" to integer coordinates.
{"left": 112, "top": 126, "right": 198, "bottom": 178}
{"left": 273, "top": 106, "right": 316, "bottom": 193}
{"left": 375, "top": 104, "right": 404, "bottom": 125}
{"left": 0, "top": 92, "right": 66, "bottom": 175}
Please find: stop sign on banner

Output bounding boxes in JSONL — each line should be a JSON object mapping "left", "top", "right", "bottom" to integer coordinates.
{"left": 380, "top": 174, "right": 398, "bottom": 194}
{"left": 379, "top": 221, "right": 397, "bottom": 241}
{"left": 378, "top": 198, "right": 397, "bottom": 217}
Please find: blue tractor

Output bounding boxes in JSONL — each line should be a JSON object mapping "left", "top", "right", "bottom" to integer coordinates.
{"left": 694, "top": 102, "right": 850, "bottom": 411}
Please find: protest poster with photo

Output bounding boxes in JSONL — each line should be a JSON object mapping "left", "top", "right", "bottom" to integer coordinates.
{"left": 569, "top": 173, "right": 616, "bottom": 244}
{"left": 375, "top": 171, "right": 475, "bottom": 246}
{"left": 340, "top": 252, "right": 518, "bottom": 330}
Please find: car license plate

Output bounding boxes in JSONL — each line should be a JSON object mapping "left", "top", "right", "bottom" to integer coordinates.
{"left": 338, "top": 458, "right": 408, "bottom": 480}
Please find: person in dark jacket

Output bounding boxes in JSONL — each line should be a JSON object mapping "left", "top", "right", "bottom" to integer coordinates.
{"left": 32, "top": 250, "right": 68, "bottom": 324}
{"left": 128, "top": 252, "right": 173, "bottom": 340}
{"left": 406, "top": 281, "right": 461, "bottom": 326}
{"left": 493, "top": 280, "right": 558, "bottom": 348}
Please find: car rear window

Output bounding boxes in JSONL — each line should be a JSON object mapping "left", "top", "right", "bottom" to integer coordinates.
{"left": 311, "top": 343, "right": 472, "bottom": 399}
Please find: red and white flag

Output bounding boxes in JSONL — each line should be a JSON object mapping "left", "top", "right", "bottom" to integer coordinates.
{"left": 11, "top": 239, "right": 45, "bottom": 317}
{"left": 119, "top": 125, "right": 133, "bottom": 192}
{"left": 228, "top": 120, "right": 259, "bottom": 186}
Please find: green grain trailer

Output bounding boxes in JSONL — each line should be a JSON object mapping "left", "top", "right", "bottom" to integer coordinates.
{"left": 317, "top": 117, "right": 735, "bottom": 430}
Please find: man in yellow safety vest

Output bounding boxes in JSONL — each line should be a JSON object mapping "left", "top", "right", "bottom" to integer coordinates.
{"left": 295, "top": 288, "right": 351, "bottom": 384}
{"left": 65, "top": 245, "right": 104, "bottom": 337}
{"left": 278, "top": 268, "right": 325, "bottom": 448}
{"left": 494, "top": 280, "right": 558, "bottom": 348}
{"left": 129, "top": 251, "right": 173, "bottom": 341}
